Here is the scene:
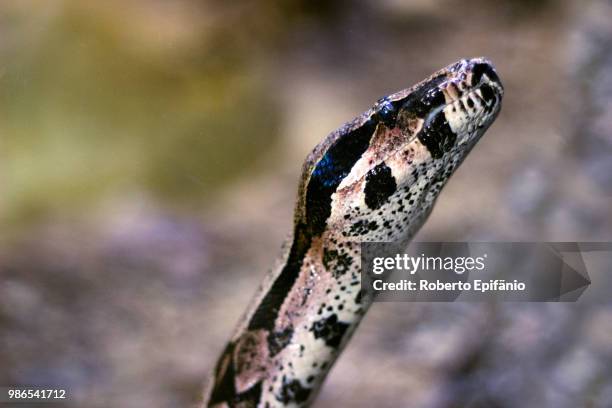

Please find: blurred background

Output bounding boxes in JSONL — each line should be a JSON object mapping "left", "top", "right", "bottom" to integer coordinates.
{"left": 1, "top": 0, "right": 612, "bottom": 407}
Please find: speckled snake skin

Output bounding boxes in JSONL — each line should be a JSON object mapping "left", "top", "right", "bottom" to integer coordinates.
{"left": 203, "top": 58, "right": 504, "bottom": 408}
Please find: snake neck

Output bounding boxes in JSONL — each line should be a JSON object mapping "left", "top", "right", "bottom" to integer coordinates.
{"left": 204, "top": 227, "right": 373, "bottom": 407}
{"left": 203, "top": 58, "right": 504, "bottom": 408}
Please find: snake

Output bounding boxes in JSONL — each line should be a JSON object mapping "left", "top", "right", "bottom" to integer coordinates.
{"left": 202, "top": 57, "right": 504, "bottom": 407}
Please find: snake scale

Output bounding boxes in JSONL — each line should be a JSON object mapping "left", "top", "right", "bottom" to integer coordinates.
{"left": 202, "top": 57, "right": 504, "bottom": 407}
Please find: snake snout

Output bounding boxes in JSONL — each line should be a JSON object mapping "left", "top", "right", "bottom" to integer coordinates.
{"left": 468, "top": 58, "right": 504, "bottom": 91}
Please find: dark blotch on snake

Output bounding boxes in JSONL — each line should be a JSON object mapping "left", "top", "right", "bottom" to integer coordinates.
{"left": 364, "top": 163, "right": 397, "bottom": 210}
{"left": 480, "top": 83, "right": 496, "bottom": 104}
{"left": 278, "top": 376, "right": 312, "bottom": 404}
{"left": 248, "top": 227, "right": 311, "bottom": 333}
{"left": 208, "top": 342, "right": 237, "bottom": 404}
{"left": 310, "top": 314, "right": 350, "bottom": 348}
{"left": 418, "top": 111, "right": 457, "bottom": 159}
{"left": 349, "top": 220, "right": 379, "bottom": 236}
{"left": 209, "top": 341, "right": 264, "bottom": 405}
{"left": 306, "top": 119, "right": 377, "bottom": 236}
{"left": 268, "top": 327, "right": 294, "bottom": 357}
{"left": 322, "top": 248, "right": 353, "bottom": 278}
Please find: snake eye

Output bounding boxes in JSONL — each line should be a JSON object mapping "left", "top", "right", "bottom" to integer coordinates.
{"left": 397, "top": 82, "right": 446, "bottom": 118}
{"left": 374, "top": 99, "right": 397, "bottom": 127}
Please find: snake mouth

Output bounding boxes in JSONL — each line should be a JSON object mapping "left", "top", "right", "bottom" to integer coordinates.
{"left": 436, "top": 58, "right": 504, "bottom": 120}
{"left": 381, "top": 58, "right": 503, "bottom": 124}
{"left": 467, "top": 59, "right": 503, "bottom": 89}
{"left": 463, "top": 58, "right": 504, "bottom": 102}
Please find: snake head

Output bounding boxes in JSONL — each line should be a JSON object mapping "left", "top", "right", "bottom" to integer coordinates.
{"left": 373, "top": 57, "right": 504, "bottom": 159}
{"left": 299, "top": 58, "right": 503, "bottom": 242}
